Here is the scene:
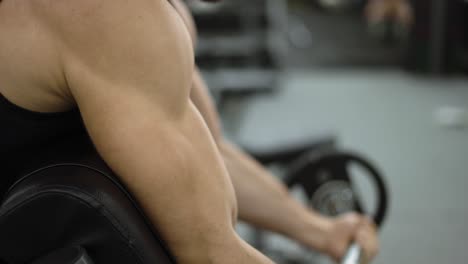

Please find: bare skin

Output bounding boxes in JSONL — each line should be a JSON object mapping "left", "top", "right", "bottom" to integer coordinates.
{"left": 172, "top": 0, "right": 379, "bottom": 262}
{"left": 0, "top": 0, "right": 378, "bottom": 263}
{"left": 0, "top": 0, "right": 273, "bottom": 263}
{"left": 365, "top": 0, "right": 414, "bottom": 28}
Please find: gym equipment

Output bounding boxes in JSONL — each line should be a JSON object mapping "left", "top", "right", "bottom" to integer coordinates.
{"left": 0, "top": 141, "right": 175, "bottom": 264}
{"left": 285, "top": 149, "right": 389, "bottom": 264}
{"left": 191, "top": 0, "right": 288, "bottom": 98}
{"left": 247, "top": 141, "right": 388, "bottom": 264}
{"left": 405, "top": 0, "right": 468, "bottom": 74}
{"left": 246, "top": 134, "right": 337, "bottom": 166}
{"left": 0, "top": 134, "right": 385, "bottom": 264}
{"left": 193, "top": 0, "right": 286, "bottom": 69}
{"left": 31, "top": 247, "right": 93, "bottom": 264}
{"left": 367, "top": 18, "right": 411, "bottom": 44}
{"left": 285, "top": 150, "right": 388, "bottom": 227}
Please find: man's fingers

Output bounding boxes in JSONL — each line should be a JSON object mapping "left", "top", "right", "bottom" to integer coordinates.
{"left": 325, "top": 213, "right": 360, "bottom": 262}
{"left": 331, "top": 241, "right": 351, "bottom": 263}
{"left": 355, "top": 219, "right": 380, "bottom": 262}
{"left": 325, "top": 214, "right": 380, "bottom": 263}
{"left": 342, "top": 213, "right": 364, "bottom": 230}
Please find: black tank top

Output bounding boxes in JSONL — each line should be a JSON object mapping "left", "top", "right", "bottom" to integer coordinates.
{"left": 0, "top": 93, "right": 92, "bottom": 197}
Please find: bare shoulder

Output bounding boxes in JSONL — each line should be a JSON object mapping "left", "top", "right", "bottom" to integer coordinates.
{"left": 30, "top": 0, "right": 168, "bottom": 19}
{"left": 30, "top": 0, "right": 175, "bottom": 43}
{"left": 32, "top": 0, "right": 193, "bottom": 102}
{"left": 0, "top": 0, "right": 194, "bottom": 114}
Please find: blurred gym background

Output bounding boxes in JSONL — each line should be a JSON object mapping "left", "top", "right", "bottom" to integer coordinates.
{"left": 186, "top": 0, "right": 468, "bottom": 263}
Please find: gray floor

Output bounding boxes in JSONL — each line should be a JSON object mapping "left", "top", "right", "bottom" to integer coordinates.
{"left": 222, "top": 69, "right": 468, "bottom": 263}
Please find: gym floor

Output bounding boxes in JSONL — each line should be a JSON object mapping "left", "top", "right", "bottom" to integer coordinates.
{"left": 222, "top": 69, "right": 468, "bottom": 263}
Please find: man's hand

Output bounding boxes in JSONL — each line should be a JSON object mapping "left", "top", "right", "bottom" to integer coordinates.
{"left": 218, "top": 140, "right": 380, "bottom": 263}
{"left": 318, "top": 213, "right": 379, "bottom": 263}
{"left": 173, "top": 2, "right": 380, "bottom": 262}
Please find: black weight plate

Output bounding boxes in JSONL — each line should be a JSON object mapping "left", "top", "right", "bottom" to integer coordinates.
{"left": 285, "top": 150, "right": 389, "bottom": 228}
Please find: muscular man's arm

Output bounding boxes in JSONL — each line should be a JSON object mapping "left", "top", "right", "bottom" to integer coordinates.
{"left": 190, "top": 68, "right": 331, "bottom": 247}
{"left": 40, "top": 0, "right": 273, "bottom": 263}
{"left": 175, "top": 0, "right": 378, "bottom": 260}
{"left": 190, "top": 68, "right": 223, "bottom": 141}
{"left": 191, "top": 65, "right": 379, "bottom": 263}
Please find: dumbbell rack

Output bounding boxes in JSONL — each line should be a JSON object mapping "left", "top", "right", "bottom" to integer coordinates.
{"left": 186, "top": 0, "right": 288, "bottom": 101}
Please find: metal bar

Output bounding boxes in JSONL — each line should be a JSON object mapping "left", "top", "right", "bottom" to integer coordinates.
{"left": 341, "top": 243, "right": 363, "bottom": 264}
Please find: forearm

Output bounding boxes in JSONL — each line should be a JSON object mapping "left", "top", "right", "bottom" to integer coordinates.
{"left": 188, "top": 66, "right": 329, "bottom": 251}
{"left": 220, "top": 140, "right": 331, "bottom": 251}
